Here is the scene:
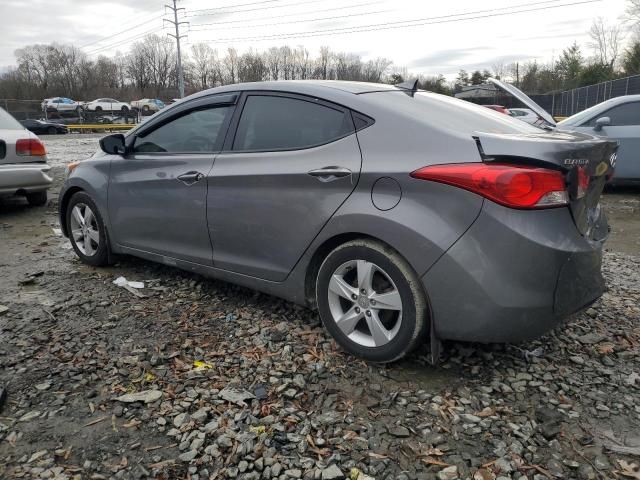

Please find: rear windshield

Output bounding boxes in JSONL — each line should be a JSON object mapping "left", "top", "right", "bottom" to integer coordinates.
{"left": 0, "top": 108, "right": 23, "bottom": 130}
{"left": 365, "top": 91, "right": 543, "bottom": 134}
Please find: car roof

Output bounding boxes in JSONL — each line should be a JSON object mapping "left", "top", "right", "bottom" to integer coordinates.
{"left": 559, "top": 94, "right": 640, "bottom": 126}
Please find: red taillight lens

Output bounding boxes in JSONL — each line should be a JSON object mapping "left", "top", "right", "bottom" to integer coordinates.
{"left": 411, "top": 163, "right": 568, "bottom": 209}
{"left": 576, "top": 165, "right": 590, "bottom": 199}
{"left": 16, "top": 138, "right": 46, "bottom": 156}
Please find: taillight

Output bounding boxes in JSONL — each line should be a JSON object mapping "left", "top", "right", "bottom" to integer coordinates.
{"left": 411, "top": 163, "right": 568, "bottom": 209}
{"left": 16, "top": 138, "right": 46, "bottom": 156}
{"left": 576, "top": 166, "right": 590, "bottom": 199}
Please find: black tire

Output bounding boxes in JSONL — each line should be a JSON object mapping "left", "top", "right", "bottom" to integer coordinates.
{"left": 121, "top": 106, "right": 129, "bottom": 113}
{"left": 26, "top": 191, "right": 47, "bottom": 206}
{"left": 47, "top": 126, "right": 57, "bottom": 135}
{"left": 316, "top": 239, "right": 428, "bottom": 363}
{"left": 65, "top": 192, "right": 110, "bottom": 267}
{"left": 95, "top": 106, "right": 102, "bottom": 112}
{"left": 142, "top": 105, "right": 150, "bottom": 112}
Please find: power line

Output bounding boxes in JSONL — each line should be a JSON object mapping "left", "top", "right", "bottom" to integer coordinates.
{"left": 188, "top": 0, "right": 282, "bottom": 15}
{"left": 84, "top": 26, "right": 164, "bottom": 55}
{"left": 197, "top": 0, "right": 602, "bottom": 44}
{"left": 189, "top": 9, "right": 391, "bottom": 32}
{"left": 188, "top": 1, "right": 383, "bottom": 29}
{"left": 79, "top": 11, "right": 165, "bottom": 49}
{"left": 186, "top": 0, "right": 321, "bottom": 18}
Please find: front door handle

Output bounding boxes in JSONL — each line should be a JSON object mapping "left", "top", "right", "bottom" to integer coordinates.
{"left": 307, "top": 166, "right": 352, "bottom": 183}
{"left": 177, "top": 171, "right": 204, "bottom": 185}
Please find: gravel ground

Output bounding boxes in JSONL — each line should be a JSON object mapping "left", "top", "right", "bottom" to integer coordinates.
{"left": 0, "top": 134, "right": 639, "bottom": 480}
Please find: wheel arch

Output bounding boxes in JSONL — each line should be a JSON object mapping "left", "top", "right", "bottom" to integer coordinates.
{"left": 59, "top": 186, "right": 84, "bottom": 237}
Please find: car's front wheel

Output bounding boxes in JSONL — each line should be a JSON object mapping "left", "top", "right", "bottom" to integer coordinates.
{"left": 26, "top": 191, "right": 47, "bottom": 206}
{"left": 316, "top": 239, "right": 428, "bottom": 363}
{"left": 66, "top": 192, "right": 109, "bottom": 266}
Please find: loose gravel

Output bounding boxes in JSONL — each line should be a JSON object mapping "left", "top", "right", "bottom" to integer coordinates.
{"left": 0, "top": 135, "right": 638, "bottom": 480}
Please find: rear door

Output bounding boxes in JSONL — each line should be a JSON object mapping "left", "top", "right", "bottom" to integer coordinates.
{"left": 207, "top": 92, "right": 362, "bottom": 281}
{"left": 108, "top": 94, "right": 236, "bottom": 265}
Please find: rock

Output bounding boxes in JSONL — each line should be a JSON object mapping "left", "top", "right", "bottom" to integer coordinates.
{"left": 569, "top": 355, "right": 585, "bottom": 365}
{"left": 577, "top": 333, "right": 606, "bottom": 344}
{"left": 114, "top": 390, "right": 162, "bottom": 404}
{"left": 285, "top": 469, "right": 302, "bottom": 479}
{"left": 577, "top": 464, "right": 596, "bottom": 480}
{"left": 19, "top": 411, "right": 41, "bottom": 422}
{"left": 173, "top": 412, "right": 189, "bottom": 428}
{"left": 219, "top": 386, "right": 255, "bottom": 406}
{"left": 388, "top": 425, "right": 410, "bottom": 438}
{"left": 239, "top": 461, "right": 249, "bottom": 473}
{"left": 0, "top": 305, "right": 8, "bottom": 315}
{"left": 437, "top": 466, "right": 458, "bottom": 480}
{"left": 179, "top": 450, "right": 198, "bottom": 462}
{"left": 460, "top": 414, "right": 482, "bottom": 423}
{"left": 217, "top": 434, "right": 233, "bottom": 449}
{"left": 540, "top": 422, "right": 562, "bottom": 440}
{"left": 191, "top": 408, "right": 208, "bottom": 423}
{"left": 321, "top": 465, "right": 344, "bottom": 480}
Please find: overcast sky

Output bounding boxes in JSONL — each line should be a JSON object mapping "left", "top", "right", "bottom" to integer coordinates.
{"left": 0, "top": 0, "right": 629, "bottom": 79}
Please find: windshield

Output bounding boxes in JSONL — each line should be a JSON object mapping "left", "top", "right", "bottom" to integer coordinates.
{"left": 0, "top": 107, "right": 24, "bottom": 130}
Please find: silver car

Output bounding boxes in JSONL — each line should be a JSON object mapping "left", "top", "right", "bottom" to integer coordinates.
{"left": 0, "top": 107, "right": 52, "bottom": 206}
{"left": 59, "top": 81, "right": 616, "bottom": 362}
{"left": 557, "top": 95, "right": 640, "bottom": 184}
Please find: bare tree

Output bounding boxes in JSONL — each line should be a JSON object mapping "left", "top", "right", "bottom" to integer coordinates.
{"left": 589, "top": 17, "right": 624, "bottom": 68}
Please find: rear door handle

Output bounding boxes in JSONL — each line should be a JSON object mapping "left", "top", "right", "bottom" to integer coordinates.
{"left": 177, "top": 171, "right": 204, "bottom": 185}
{"left": 308, "top": 166, "right": 352, "bottom": 182}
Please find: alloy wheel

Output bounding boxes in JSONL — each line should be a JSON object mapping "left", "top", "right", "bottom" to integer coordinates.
{"left": 69, "top": 203, "right": 100, "bottom": 256}
{"left": 327, "top": 259, "right": 403, "bottom": 348}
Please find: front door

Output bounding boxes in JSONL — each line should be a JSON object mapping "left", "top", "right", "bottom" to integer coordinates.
{"left": 208, "top": 92, "right": 362, "bottom": 281}
{"left": 108, "top": 100, "right": 235, "bottom": 265}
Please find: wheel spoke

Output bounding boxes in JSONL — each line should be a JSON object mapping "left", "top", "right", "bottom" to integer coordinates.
{"left": 71, "top": 228, "right": 84, "bottom": 241}
{"left": 335, "top": 306, "right": 363, "bottom": 336}
{"left": 370, "top": 289, "right": 402, "bottom": 311}
{"left": 87, "top": 228, "right": 100, "bottom": 244}
{"left": 357, "top": 260, "right": 375, "bottom": 292}
{"left": 84, "top": 207, "right": 95, "bottom": 226}
{"left": 84, "top": 234, "right": 94, "bottom": 255}
{"left": 72, "top": 206, "right": 84, "bottom": 226}
{"left": 329, "top": 274, "right": 358, "bottom": 301}
{"left": 366, "top": 310, "right": 392, "bottom": 347}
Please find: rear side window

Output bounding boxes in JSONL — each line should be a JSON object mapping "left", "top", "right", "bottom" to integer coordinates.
{"left": 0, "top": 108, "right": 23, "bottom": 130}
{"left": 585, "top": 102, "right": 640, "bottom": 126}
{"left": 134, "top": 106, "right": 231, "bottom": 153}
{"left": 233, "top": 95, "right": 353, "bottom": 151}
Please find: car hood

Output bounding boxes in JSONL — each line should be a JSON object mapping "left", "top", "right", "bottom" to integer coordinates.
{"left": 488, "top": 78, "right": 557, "bottom": 128}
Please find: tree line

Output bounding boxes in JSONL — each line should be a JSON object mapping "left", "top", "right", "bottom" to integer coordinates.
{"left": 0, "top": 39, "right": 395, "bottom": 101}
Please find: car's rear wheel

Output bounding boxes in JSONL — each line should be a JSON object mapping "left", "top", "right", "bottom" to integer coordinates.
{"left": 94, "top": 106, "right": 102, "bottom": 112}
{"left": 121, "top": 106, "right": 129, "bottom": 113}
{"left": 142, "top": 105, "right": 150, "bottom": 112}
{"left": 66, "top": 192, "right": 109, "bottom": 266}
{"left": 47, "top": 126, "right": 57, "bottom": 135}
{"left": 316, "top": 239, "right": 428, "bottom": 363}
{"left": 26, "top": 191, "right": 47, "bottom": 206}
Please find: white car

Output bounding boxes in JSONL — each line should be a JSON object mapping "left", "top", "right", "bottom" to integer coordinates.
{"left": 84, "top": 98, "right": 131, "bottom": 113}
{"left": 41, "top": 97, "right": 83, "bottom": 113}
{"left": 130, "top": 98, "right": 165, "bottom": 112}
{"left": 508, "top": 108, "right": 541, "bottom": 125}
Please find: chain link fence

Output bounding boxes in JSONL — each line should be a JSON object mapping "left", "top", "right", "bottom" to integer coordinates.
{"left": 552, "top": 75, "right": 640, "bottom": 117}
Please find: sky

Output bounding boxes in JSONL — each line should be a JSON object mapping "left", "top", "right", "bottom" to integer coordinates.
{"left": 0, "top": 0, "right": 629, "bottom": 80}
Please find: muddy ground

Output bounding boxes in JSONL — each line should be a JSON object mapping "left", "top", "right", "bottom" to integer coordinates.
{"left": 0, "top": 134, "right": 639, "bottom": 480}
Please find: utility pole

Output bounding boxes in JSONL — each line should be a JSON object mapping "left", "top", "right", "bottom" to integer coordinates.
{"left": 165, "top": 0, "right": 188, "bottom": 98}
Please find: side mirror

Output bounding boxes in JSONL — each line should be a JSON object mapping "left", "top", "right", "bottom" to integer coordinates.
{"left": 594, "top": 116, "right": 611, "bottom": 132}
{"left": 99, "top": 133, "right": 126, "bottom": 155}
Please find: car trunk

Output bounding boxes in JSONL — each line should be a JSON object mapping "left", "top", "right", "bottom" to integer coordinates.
{"left": 474, "top": 129, "right": 618, "bottom": 240}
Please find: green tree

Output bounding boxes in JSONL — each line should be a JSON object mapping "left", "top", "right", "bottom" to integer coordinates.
{"left": 555, "top": 42, "right": 584, "bottom": 89}
{"left": 470, "top": 70, "right": 485, "bottom": 85}
{"left": 456, "top": 69, "right": 470, "bottom": 86}
{"left": 622, "top": 42, "right": 640, "bottom": 75}
{"left": 578, "top": 62, "right": 613, "bottom": 86}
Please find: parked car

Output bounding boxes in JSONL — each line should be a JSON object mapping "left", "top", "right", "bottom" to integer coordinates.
{"left": 488, "top": 78, "right": 638, "bottom": 185}
{"left": 557, "top": 95, "right": 640, "bottom": 184}
{"left": 130, "top": 98, "right": 165, "bottom": 112}
{"left": 59, "top": 80, "right": 616, "bottom": 362}
{"left": 483, "top": 104, "right": 510, "bottom": 114}
{"left": 84, "top": 98, "right": 131, "bottom": 113}
{"left": 0, "top": 107, "right": 51, "bottom": 206}
{"left": 20, "top": 119, "right": 68, "bottom": 135}
{"left": 42, "top": 97, "right": 83, "bottom": 113}
{"left": 508, "top": 107, "right": 541, "bottom": 125}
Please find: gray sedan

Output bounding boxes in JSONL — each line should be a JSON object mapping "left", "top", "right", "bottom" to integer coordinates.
{"left": 59, "top": 81, "right": 616, "bottom": 362}
{"left": 557, "top": 95, "right": 640, "bottom": 184}
{"left": 0, "top": 107, "right": 52, "bottom": 206}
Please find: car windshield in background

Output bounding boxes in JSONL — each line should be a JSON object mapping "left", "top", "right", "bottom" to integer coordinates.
{"left": 0, "top": 107, "right": 23, "bottom": 129}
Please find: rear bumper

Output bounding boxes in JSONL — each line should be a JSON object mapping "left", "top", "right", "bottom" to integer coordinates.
{"left": 0, "top": 163, "right": 53, "bottom": 196}
{"left": 422, "top": 201, "right": 606, "bottom": 343}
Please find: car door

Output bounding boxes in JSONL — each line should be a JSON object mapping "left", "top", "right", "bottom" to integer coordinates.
{"left": 108, "top": 94, "right": 237, "bottom": 265}
{"left": 207, "top": 92, "right": 362, "bottom": 281}
{"left": 571, "top": 101, "right": 640, "bottom": 181}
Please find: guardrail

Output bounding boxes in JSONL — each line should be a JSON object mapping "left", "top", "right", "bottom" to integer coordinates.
{"left": 66, "top": 124, "right": 135, "bottom": 133}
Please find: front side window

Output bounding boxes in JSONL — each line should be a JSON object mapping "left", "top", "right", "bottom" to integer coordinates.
{"left": 585, "top": 102, "right": 640, "bottom": 126}
{"left": 233, "top": 95, "right": 353, "bottom": 151}
{"left": 133, "top": 106, "right": 231, "bottom": 153}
